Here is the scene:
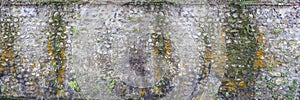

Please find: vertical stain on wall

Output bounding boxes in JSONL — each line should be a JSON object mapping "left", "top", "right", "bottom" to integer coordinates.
{"left": 0, "top": 11, "right": 21, "bottom": 96}
{"left": 254, "top": 33, "right": 266, "bottom": 68}
{"left": 150, "top": 13, "right": 179, "bottom": 98}
{"left": 46, "top": 4, "right": 67, "bottom": 97}
{"left": 218, "top": 3, "right": 262, "bottom": 99}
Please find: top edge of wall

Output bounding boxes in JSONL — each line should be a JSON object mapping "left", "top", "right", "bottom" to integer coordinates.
{"left": 1, "top": 0, "right": 300, "bottom": 6}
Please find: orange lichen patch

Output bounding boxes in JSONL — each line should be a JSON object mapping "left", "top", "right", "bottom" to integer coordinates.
{"left": 220, "top": 80, "right": 237, "bottom": 93}
{"left": 59, "top": 68, "right": 65, "bottom": 76}
{"left": 202, "top": 68, "right": 209, "bottom": 74}
{"left": 165, "top": 38, "right": 172, "bottom": 58}
{"left": 0, "top": 67, "right": 5, "bottom": 72}
{"left": 238, "top": 81, "right": 245, "bottom": 88}
{"left": 10, "top": 67, "right": 16, "bottom": 73}
{"left": 228, "top": 86, "right": 236, "bottom": 93}
{"left": 257, "top": 33, "right": 264, "bottom": 43}
{"left": 48, "top": 71, "right": 56, "bottom": 76}
{"left": 58, "top": 77, "right": 63, "bottom": 83}
{"left": 205, "top": 48, "right": 212, "bottom": 61}
{"left": 1, "top": 43, "right": 14, "bottom": 61}
{"left": 254, "top": 33, "right": 266, "bottom": 68}
{"left": 254, "top": 59, "right": 266, "bottom": 68}
{"left": 227, "top": 81, "right": 235, "bottom": 87}
{"left": 7, "top": 49, "right": 14, "bottom": 60}
{"left": 156, "top": 88, "right": 162, "bottom": 94}
{"left": 220, "top": 86, "right": 227, "bottom": 91}
{"left": 153, "top": 44, "right": 159, "bottom": 56}
{"left": 254, "top": 49, "right": 266, "bottom": 68}
{"left": 60, "top": 50, "right": 66, "bottom": 60}
{"left": 256, "top": 50, "right": 264, "bottom": 59}
{"left": 141, "top": 89, "right": 146, "bottom": 96}
{"left": 3, "top": 42, "right": 8, "bottom": 51}
{"left": 221, "top": 78, "right": 230, "bottom": 83}
{"left": 47, "top": 38, "right": 53, "bottom": 54}
{"left": 57, "top": 89, "right": 61, "bottom": 96}
{"left": 165, "top": 69, "right": 170, "bottom": 74}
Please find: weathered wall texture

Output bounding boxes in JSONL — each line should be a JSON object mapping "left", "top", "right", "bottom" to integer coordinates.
{"left": 0, "top": 0, "right": 299, "bottom": 99}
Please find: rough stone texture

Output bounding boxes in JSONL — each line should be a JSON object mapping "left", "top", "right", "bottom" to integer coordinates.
{"left": 0, "top": 0, "right": 300, "bottom": 100}
{"left": 255, "top": 5, "right": 300, "bottom": 99}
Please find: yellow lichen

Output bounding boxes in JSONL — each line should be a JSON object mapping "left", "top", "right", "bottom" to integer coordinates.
{"left": 221, "top": 78, "right": 230, "bottom": 83}
{"left": 59, "top": 68, "right": 65, "bottom": 76}
{"left": 254, "top": 49, "right": 266, "bottom": 68}
{"left": 58, "top": 77, "right": 63, "bottom": 83}
{"left": 47, "top": 38, "right": 53, "bottom": 54}
{"left": 254, "top": 33, "right": 266, "bottom": 68}
{"left": 156, "top": 75, "right": 161, "bottom": 80}
{"left": 256, "top": 50, "right": 264, "bottom": 59}
{"left": 57, "top": 89, "right": 61, "bottom": 96}
{"left": 205, "top": 48, "right": 212, "bottom": 61}
{"left": 10, "top": 67, "right": 16, "bottom": 73}
{"left": 60, "top": 50, "right": 66, "bottom": 60}
{"left": 7, "top": 49, "right": 14, "bottom": 60}
{"left": 239, "top": 81, "right": 245, "bottom": 88}
{"left": 156, "top": 88, "right": 162, "bottom": 94}
{"left": 141, "top": 89, "right": 146, "bottom": 96}
{"left": 153, "top": 45, "right": 159, "bottom": 56}
{"left": 0, "top": 67, "right": 5, "bottom": 72}
{"left": 220, "top": 86, "right": 227, "bottom": 91}
{"left": 220, "top": 80, "right": 237, "bottom": 93}
{"left": 257, "top": 33, "right": 264, "bottom": 43}
{"left": 228, "top": 86, "right": 236, "bottom": 93}
{"left": 227, "top": 81, "right": 235, "bottom": 87}
{"left": 254, "top": 59, "right": 265, "bottom": 68}
{"left": 165, "top": 38, "right": 172, "bottom": 58}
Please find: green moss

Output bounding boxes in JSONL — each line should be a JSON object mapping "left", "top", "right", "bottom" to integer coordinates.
{"left": 108, "top": 79, "right": 116, "bottom": 91}
{"left": 292, "top": 79, "right": 297, "bottom": 84}
{"left": 137, "top": 17, "right": 143, "bottom": 22}
{"left": 285, "top": 93, "right": 293, "bottom": 100}
{"left": 93, "top": 86, "right": 101, "bottom": 92}
{"left": 295, "top": 55, "right": 300, "bottom": 60}
{"left": 274, "top": 28, "right": 281, "bottom": 35}
{"left": 288, "top": 85, "right": 296, "bottom": 92}
{"left": 70, "top": 26, "right": 79, "bottom": 35}
{"left": 69, "top": 81, "right": 80, "bottom": 92}
{"left": 281, "top": 72, "right": 287, "bottom": 77}
{"left": 219, "top": 2, "right": 259, "bottom": 98}
{"left": 266, "top": 82, "right": 274, "bottom": 89}
{"left": 272, "top": 94, "right": 279, "bottom": 99}
{"left": 128, "top": 17, "right": 134, "bottom": 21}
{"left": 132, "top": 28, "right": 139, "bottom": 33}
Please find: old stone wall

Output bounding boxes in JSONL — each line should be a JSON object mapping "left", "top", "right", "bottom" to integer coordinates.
{"left": 0, "top": 0, "right": 299, "bottom": 99}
